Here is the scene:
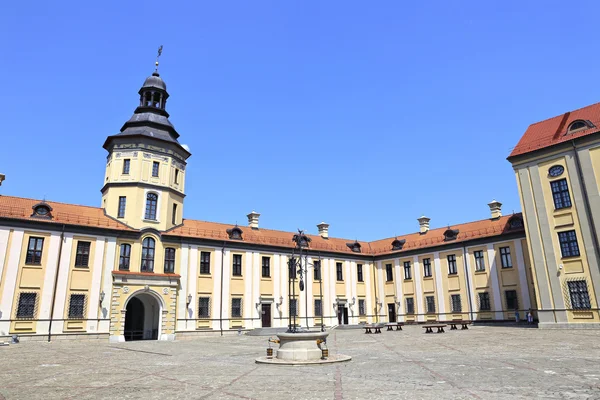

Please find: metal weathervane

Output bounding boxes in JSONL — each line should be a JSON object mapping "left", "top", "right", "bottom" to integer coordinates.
{"left": 155, "top": 45, "right": 163, "bottom": 72}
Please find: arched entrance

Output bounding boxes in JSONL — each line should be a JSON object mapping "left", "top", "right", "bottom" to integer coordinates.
{"left": 124, "top": 293, "right": 160, "bottom": 341}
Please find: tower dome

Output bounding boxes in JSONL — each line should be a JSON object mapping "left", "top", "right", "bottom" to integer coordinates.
{"left": 142, "top": 71, "right": 167, "bottom": 91}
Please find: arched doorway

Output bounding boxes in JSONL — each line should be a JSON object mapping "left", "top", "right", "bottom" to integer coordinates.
{"left": 124, "top": 293, "right": 160, "bottom": 341}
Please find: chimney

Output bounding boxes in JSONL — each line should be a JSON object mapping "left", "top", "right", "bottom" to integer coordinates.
{"left": 317, "top": 222, "right": 329, "bottom": 239}
{"left": 417, "top": 215, "right": 430, "bottom": 234}
{"left": 247, "top": 210, "right": 260, "bottom": 229}
{"left": 488, "top": 200, "right": 502, "bottom": 219}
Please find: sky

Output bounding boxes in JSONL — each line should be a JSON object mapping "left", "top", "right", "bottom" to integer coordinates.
{"left": 1, "top": 1, "right": 600, "bottom": 242}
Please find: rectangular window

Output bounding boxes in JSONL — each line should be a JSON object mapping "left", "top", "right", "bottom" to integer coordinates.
{"left": 474, "top": 250, "right": 485, "bottom": 271}
{"left": 74, "top": 241, "right": 91, "bottom": 267}
{"left": 404, "top": 261, "right": 412, "bottom": 280}
{"left": 231, "top": 298, "right": 242, "bottom": 318}
{"left": 505, "top": 290, "right": 518, "bottom": 310}
{"left": 174, "top": 169, "right": 180, "bottom": 184}
{"left": 232, "top": 254, "right": 242, "bottom": 276}
{"left": 386, "top": 263, "right": 393, "bottom": 281}
{"left": 119, "top": 244, "right": 131, "bottom": 270}
{"left": 172, "top": 203, "right": 178, "bottom": 225}
{"left": 313, "top": 260, "right": 321, "bottom": 280}
{"left": 357, "top": 264, "right": 363, "bottom": 282}
{"left": 122, "top": 159, "right": 130, "bottom": 174}
{"left": 26, "top": 237, "right": 44, "bottom": 265}
{"left": 200, "top": 251, "right": 211, "bottom": 274}
{"left": 551, "top": 178, "right": 572, "bottom": 210}
{"left": 118, "top": 196, "right": 126, "bottom": 218}
{"left": 500, "top": 247, "right": 513, "bottom": 268}
{"left": 198, "top": 297, "right": 210, "bottom": 318}
{"left": 568, "top": 280, "right": 591, "bottom": 310}
{"left": 68, "top": 294, "right": 86, "bottom": 319}
{"left": 451, "top": 294, "right": 462, "bottom": 313}
{"left": 423, "top": 258, "right": 432, "bottom": 277}
{"left": 289, "top": 259, "right": 297, "bottom": 279}
{"left": 426, "top": 296, "right": 436, "bottom": 313}
{"left": 314, "top": 299, "right": 322, "bottom": 317}
{"left": 152, "top": 161, "right": 160, "bottom": 177}
{"left": 289, "top": 299, "right": 298, "bottom": 316}
{"left": 447, "top": 254, "right": 457, "bottom": 275}
{"left": 478, "top": 292, "right": 491, "bottom": 311}
{"left": 358, "top": 299, "right": 366, "bottom": 316}
{"left": 16, "top": 292, "right": 37, "bottom": 319}
{"left": 558, "top": 230, "right": 581, "bottom": 258}
{"left": 405, "top": 297, "right": 415, "bottom": 314}
{"left": 262, "top": 256, "right": 270, "bottom": 278}
{"left": 336, "top": 262, "right": 343, "bottom": 281}
{"left": 164, "top": 248, "right": 176, "bottom": 273}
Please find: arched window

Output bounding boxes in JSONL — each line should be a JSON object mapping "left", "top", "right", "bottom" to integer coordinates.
{"left": 164, "top": 248, "right": 176, "bottom": 273}
{"left": 145, "top": 193, "right": 158, "bottom": 220}
{"left": 141, "top": 237, "right": 155, "bottom": 272}
{"left": 119, "top": 244, "right": 131, "bottom": 271}
{"left": 568, "top": 120, "right": 588, "bottom": 133}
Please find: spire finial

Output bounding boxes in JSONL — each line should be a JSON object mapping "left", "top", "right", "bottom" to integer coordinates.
{"left": 155, "top": 45, "right": 163, "bottom": 74}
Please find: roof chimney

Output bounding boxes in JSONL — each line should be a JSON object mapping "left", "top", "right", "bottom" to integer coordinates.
{"left": 488, "top": 200, "right": 502, "bottom": 220}
{"left": 317, "top": 222, "right": 329, "bottom": 239}
{"left": 417, "top": 215, "right": 430, "bottom": 234}
{"left": 247, "top": 210, "right": 260, "bottom": 229}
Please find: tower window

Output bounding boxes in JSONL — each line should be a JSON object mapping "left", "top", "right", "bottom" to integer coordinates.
{"left": 558, "top": 230, "right": 580, "bottom": 258}
{"left": 174, "top": 169, "right": 180, "bottom": 184}
{"left": 164, "top": 248, "right": 176, "bottom": 273}
{"left": 119, "top": 244, "right": 131, "bottom": 271}
{"left": 551, "top": 179, "right": 572, "bottom": 209}
{"left": 141, "top": 237, "right": 155, "bottom": 272}
{"left": 152, "top": 161, "right": 160, "bottom": 177}
{"left": 122, "top": 159, "right": 130, "bottom": 175}
{"left": 118, "top": 196, "right": 126, "bottom": 218}
{"left": 75, "top": 241, "right": 91, "bottom": 267}
{"left": 172, "top": 203, "right": 178, "bottom": 225}
{"left": 145, "top": 193, "right": 158, "bottom": 220}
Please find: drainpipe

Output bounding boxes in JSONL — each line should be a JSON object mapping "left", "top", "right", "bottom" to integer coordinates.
{"left": 462, "top": 245, "right": 475, "bottom": 322}
{"left": 219, "top": 241, "right": 225, "bottom": 336}
{"left": 572, "top": 140, "right": 600, "bottom": 274}
{"left": 47, "top": 225, "right": 66, "bottom": 342}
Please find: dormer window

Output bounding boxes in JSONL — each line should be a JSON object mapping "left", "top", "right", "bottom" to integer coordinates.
{"left": 226, "top": 225, "right": 243, "bottom": 240}
{"left": 346, "top": 241, "right": 361, "bottom": 253}
{"left": 508, "top": 215, "right": 524, "bottom": 230}
{"left": 391, "top": 238, "right": 406, "bottom": 251}
{"left": 292, "top": 230, "right": 311, "bottom": 248}
{"left": 567, "top": 119, "right": 595, "bottom": 134}
{"left": 31, "top": 203, "right": 53, "bottom": 219}
{"left": 443, "top": 228, "right": 459, "bottom": 241}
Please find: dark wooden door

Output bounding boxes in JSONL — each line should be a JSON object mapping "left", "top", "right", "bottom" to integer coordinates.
{"left": 343, "top": 307, "right": 349, "bottom": 325}
{"left": 261, "top": 304, "right": 271, "bottom": 327}
{"left": 388, "top": 303, "right": 397, "bottom": 323}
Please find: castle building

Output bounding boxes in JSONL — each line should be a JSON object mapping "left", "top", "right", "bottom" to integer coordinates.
{"left": 508, "top": 104, "right": 600, "bottom": 328}
{"left": 0, "top": 67, "right": 538, "bottom": 341}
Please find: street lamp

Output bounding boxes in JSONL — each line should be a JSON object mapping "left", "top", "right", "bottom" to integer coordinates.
{"left": 187, "top": 294, "right": 192, "bottom": 307}
{"left": 99, "top": 290, "right": 105, "bottom": 307}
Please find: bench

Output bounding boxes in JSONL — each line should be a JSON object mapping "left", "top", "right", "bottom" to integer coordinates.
{"left": 423, "top": 324, "right": 447, "bottom": 333}
{"left": 449, "top": 320, "right": 472, "bottom": 330}
{"left": 385, "top": 322, "right": 404, "bottom": 331}
{"left": 364, "top": 324, "right": 384, "bottom": 334}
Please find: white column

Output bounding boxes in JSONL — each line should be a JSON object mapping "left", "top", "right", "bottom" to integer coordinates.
{"left": 0, "top": 229, "right": 24, "bottom": 335}
{"left": 186, "top": 246, "right": 198, "bottom": 331}
{"left": 176, "top": 246, "right": 190, "bottom": 331}
{"left": 86, "top": 236, "right": 107, "bottom": 331}
{"left": 329, "top": 258, "right": 337, "bottom": 325}
{"left": 487, "top": 244, "right": 504, "bottom": 320}
{"left": 322, "top": 259, "right": 331, "bottom": 326}
{"left": 252, "top": 251, "right": 260, "bottom": 328}
{"left": 221, "top": 250, "right": 231, "bottom": 330}
{"left": 413, "top": 256, "right": 423, "bottom": 322}
{"left": 50, "top": 234, "right": 74, "bottom": 334}
{"left": 364, "top": 262, "right": 373, "bottom": 323}
{"left": 0, "top": 229, "right": 11, "bottom": 297}
{"left": 211, "top": 247, "right": 223, "bottom": 331}
{"left": 345, "top": 261, "right": 353, "bottom": 324}
{"left": 37, "top": 232, "right": 61, "bottom": 335}
{"left": 273, "top": 253, "right": 281, "bottom": 327}
{"left": 464, "top": 247, "right": 478, "bottom": 321}
{"left": 306, "top": 256, "right": 314, "bottom": 327}
{"left": 243, "top": 251, "right": 253, "bottom": 328}
{"left": 376, "top": 261, "right": 385, "bottom": 321}
{"left": 99, "top": 238, "right": 116, "bottom": 333}
{"left": 279, "top": 254, "right": 289, "bottom": 326}
{"left": 393, "top": 259, "right": 402, "bottom": 321}
{"left": 433, "top": 252, "right": 446, "bottom": 321}
{"left": 514, "top": 240, "right": 531, "bottom": 311}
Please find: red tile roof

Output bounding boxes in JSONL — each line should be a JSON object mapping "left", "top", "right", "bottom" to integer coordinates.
{"left": 509, "top": 102, "right": 600, "bottom": 159}
{"left": 0, "top": 195, "right": 523, "bottom": 256}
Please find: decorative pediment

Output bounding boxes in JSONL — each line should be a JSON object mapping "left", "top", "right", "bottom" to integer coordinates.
{"left": 391, "top": 238, "right": 406, "bottom": 251}
{"left": 292, "top": 230, "right": 311, "bottom": 248}
{"left": 226, "top": 225, "right": 243, "bottom": 240}
{"left": 507, "top": 215, "right": 524, "bottom": 230}
{"left": 443, "top": 228, "right": 459, "bottom": 241}
{"left": 346, "top": 241, "right": 361, "bottom": 253}
{"left": 31, "top": 202, "right": 53, "bottom": 219}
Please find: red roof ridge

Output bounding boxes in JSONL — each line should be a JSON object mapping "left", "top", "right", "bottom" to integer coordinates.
{"left": 0, "top": 194, "right": 103, "bottom": 211}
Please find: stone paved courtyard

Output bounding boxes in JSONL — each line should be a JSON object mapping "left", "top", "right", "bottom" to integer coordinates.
{"left": 1, "top": 325, "right": 599, "bottom": 399}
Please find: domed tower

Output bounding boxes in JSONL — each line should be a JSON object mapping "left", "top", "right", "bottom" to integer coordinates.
{"left": 101, "top": 57, "right": 191, "bottom": 231}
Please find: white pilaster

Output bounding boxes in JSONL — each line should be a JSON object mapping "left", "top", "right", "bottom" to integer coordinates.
{"left": 514, "top": 239, "right": 532, "bottom": 311}
{"left": 364, "top": 262, "right": 373, "bottom": 323}
{"left": 322, "top": 258, "right": 331, "bottom": 326}
{"left": 37, "top": 233, "right": 61, "bottom": 332}
{"left": 273, "top": 253, "right": 281, "bottom": 327}
{"left": 487, "top": 244, "right": 504, "bottom": 319}
{"left": 413, "top": 256, "right": 423, "bottom": 322}
{"left": 99, "top": 238, "right": 116, "bottom": 333}
{"left": 0, "top": 229, "right": 24, "bottom": 328}
{"left": 185, "top": 246, "right": 198, "bottom": 331}
{"left": 306, "top": 256, "right": 314, "bottom": 327}
{"left": 433, "top": 252, "right": 446, "bottom": 321}
{"left": 85, "top": 236, "right": 107, "bottom": 332}
{"left": 176, "top": 246, "right": 190, "bottom": 331}
{"left": 252, "top": 252, "right": 260, "bottom": 328}
{"left": 50, "top": 234, "right": 74, "bottom": 333}
{"left": 244, "top": 251, "right": 253, "bottom": 327}
{"left": 221, "top": 250, "right": 231, "bottom": 329}
{"left": 211, "top": 247, "right": 223, "bottom": 331}
{"left": 463, "top": 247, "right": 478, "bottom": 320}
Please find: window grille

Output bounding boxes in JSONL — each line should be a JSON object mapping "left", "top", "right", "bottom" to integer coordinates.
{"left": 315, "top": 299, "right": 323, "bottom": 317}
{"left": 358, "top": 299, "right": 366, "bottom": 316}
{"left": 405, "top": 298, "right": 415, "bottom": 314}
{"left": 68, "top": 294, "right": 86, "bottom": 319}
{"left": 426, "top": 296, "right": 436, "bottom": 313}
{"left": 567, "top": 280, "right": 592, "bottom": 310}
{"left": 478, "top": 292, "right": 491, "bottom": 311}
{"left": 198, "top": 297, "right": 211, "bottom": 318}
{"left": 505, "top": 290, "right": 518, "bottom": 310}
{"left": 231, "top": 298, "right": 242, "bottom": 318}
{"left": 450, "top": 294, "right": 462, "bottom": 313}
{"left": 16, "top": 292, "right": 37, "bottom": 319}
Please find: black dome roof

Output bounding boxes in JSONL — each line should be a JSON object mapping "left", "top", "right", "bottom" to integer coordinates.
{"left": 142, "top": 72, "right": 167, "bottom": 91}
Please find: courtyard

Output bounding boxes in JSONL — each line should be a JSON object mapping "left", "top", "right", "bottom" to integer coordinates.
{"left": 0, "top": 326, "right": 599, "bottom": 399}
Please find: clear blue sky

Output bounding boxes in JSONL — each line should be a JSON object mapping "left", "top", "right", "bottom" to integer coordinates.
{"left": 1, "top": 1, "right": 599, "bottom": 241}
